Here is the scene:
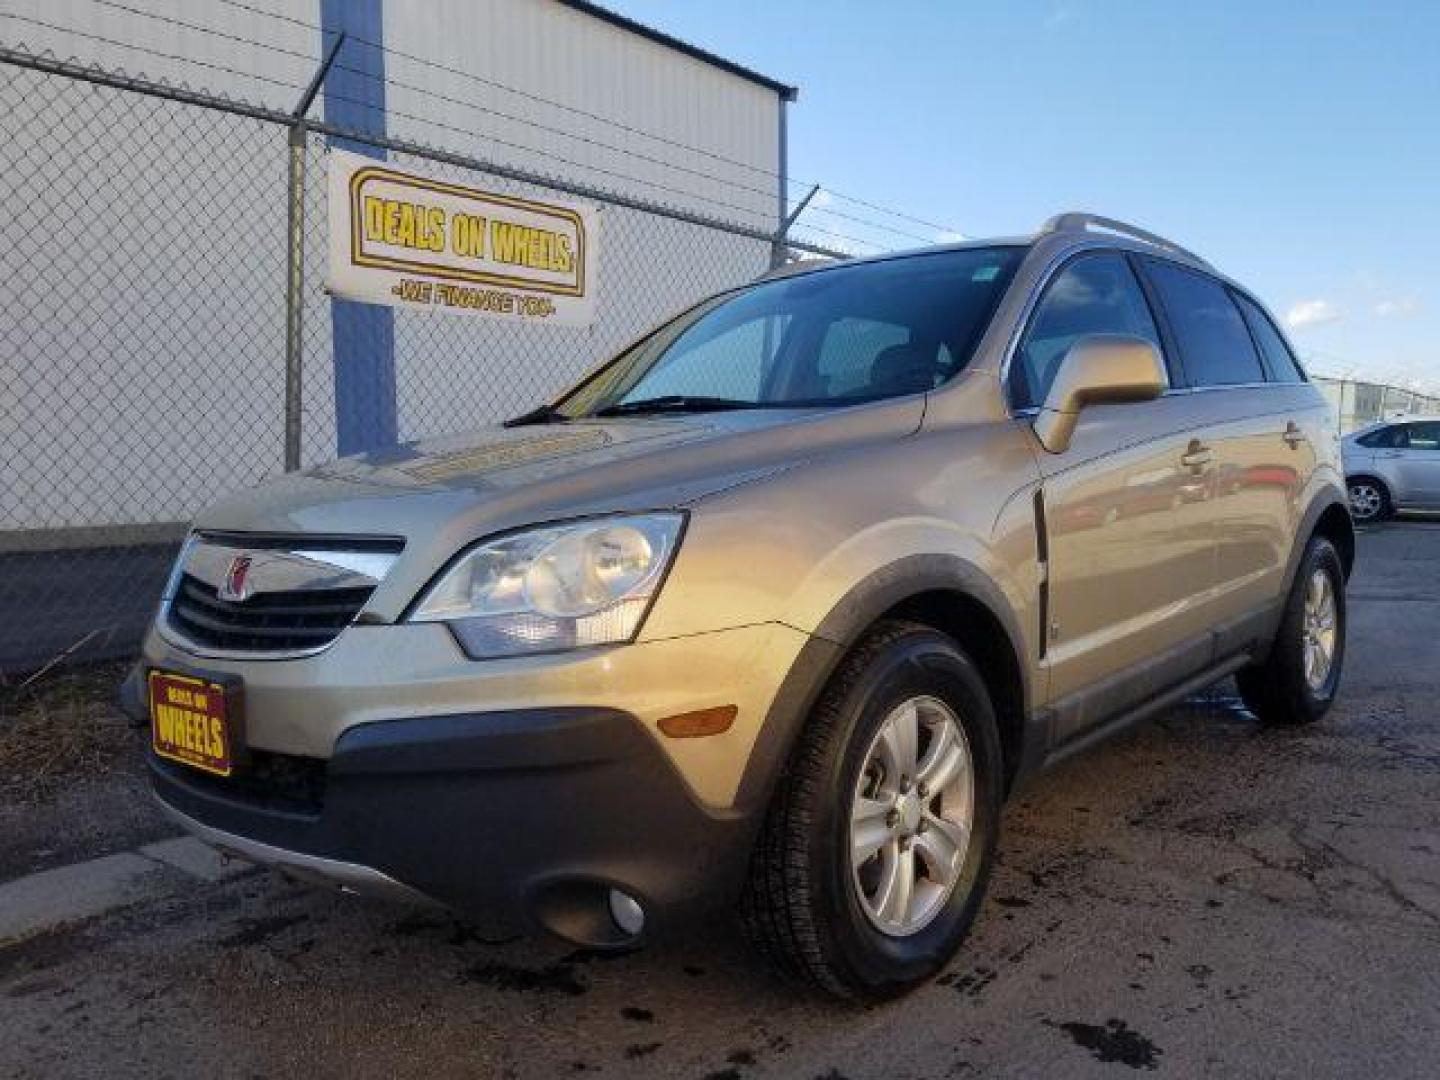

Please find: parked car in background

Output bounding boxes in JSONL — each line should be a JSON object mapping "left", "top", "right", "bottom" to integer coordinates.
{"left": 1343, "top": 417, "right": 1440, "bottom": 522}
{"left": 123, "top": 213, "right": 1353, "bottom": 1001}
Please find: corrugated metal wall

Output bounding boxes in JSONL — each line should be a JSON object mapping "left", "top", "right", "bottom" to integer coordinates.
{"left": 385, "top": 0, "right": 779, "bottom": 230}
{"left": 0, "top": 0, "right": 784, "bottom": 531}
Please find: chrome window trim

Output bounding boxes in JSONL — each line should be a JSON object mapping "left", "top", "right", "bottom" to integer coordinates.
{"left": 998, "top": 239, "right": 1275, "bottom": 419}
{"left": 1008, "top": 381, "right": 1295, "bottom": 426}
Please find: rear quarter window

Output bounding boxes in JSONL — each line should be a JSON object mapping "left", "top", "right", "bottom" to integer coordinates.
{"left": 1233, "top": 292, "right": 1307, "bottom": 383}
{"left": 1144, "top": 260, "right": 1266, "bottom": 387}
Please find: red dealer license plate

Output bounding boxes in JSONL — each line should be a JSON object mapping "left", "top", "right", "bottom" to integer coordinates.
{"left": 148, "top": 669, "right": 239, "bottom": 777}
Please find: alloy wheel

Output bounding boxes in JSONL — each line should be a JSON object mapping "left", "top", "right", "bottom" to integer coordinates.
{"left": 1348, "top": 482, "right": 1383, "bottom": 522}
{"left": 849, "top": 695, "right": 974, "bottom": 937}
{"left": 1302, "top": 567, "right": 1338, "bottom": 691}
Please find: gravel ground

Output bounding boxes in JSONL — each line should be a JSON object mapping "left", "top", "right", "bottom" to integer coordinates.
{"left": 0, "top": 662, "right": 169, "bottom": 878}
{"left": 1, "top": 522, "right": 1437, "bottom": 1079}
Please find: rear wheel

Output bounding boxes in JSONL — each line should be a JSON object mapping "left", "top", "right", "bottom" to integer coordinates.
{"left": 739, "top": 620, "right": 1002, "bottom": 1001}
{"left": 1347, "top": 477, "right": 1390, "bottom": 523}
{"left": 1236, "top": 537, "right": 1346, "bottom": 726}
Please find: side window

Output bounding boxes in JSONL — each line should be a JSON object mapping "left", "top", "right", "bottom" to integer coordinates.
{"left": 1233, "top": 292, "right": 1306, "bottom": 383}
{"left": 1408, "top": 422, "right": 1440, "bottom": 450}
{"left": 1357, "top": 425, "right": 1400, "bottom": 448}
{"left": 1010, "top": 253, "right": 1163, "bottom": 410}
{"left": 1145, "top": 261, "right": 1266, "bottom": 387}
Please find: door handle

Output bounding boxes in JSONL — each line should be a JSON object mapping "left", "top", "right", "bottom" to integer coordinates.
{"left": 1283, "top": 421, "right": 1307, "bottom": 447}
{"left": 1180, "top": 440, "right": 1212, "bottom": 469}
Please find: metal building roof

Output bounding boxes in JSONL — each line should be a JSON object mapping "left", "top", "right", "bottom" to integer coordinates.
{"left": 556, "top": 0, "right": 799, "bottom": 100}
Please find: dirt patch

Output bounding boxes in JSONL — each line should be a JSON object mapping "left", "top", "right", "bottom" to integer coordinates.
{"left": 0, "top": 661, "right": 137, "bottom": 804}
{"left": 0, "top": 662, "right": 171, "bottom": 877}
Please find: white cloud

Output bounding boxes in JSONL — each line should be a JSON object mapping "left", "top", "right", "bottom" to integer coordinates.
{"left": 933, "top": 230, "right": 967, "bottom": 244}
{"left": 1373, "top": 296, "right": 1421, "bottom": 318}
{"left": 1285, "top": 299, "right": 1341, "bottom": 330}
{"left": 1044, "top": 6, "right": 1074, "bottom": 30}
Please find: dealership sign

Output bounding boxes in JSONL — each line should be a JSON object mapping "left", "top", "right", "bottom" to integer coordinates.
{"left": 327, "top": 149, "right": 598, "bottom": 325}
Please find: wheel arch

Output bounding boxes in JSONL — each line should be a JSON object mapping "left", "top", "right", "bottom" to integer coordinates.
{"left": 1313, "top": 500, "right": 1356, "bottom": 579}
{"left": 1289, "top": 487, "right": 1356, "bottom": 590}
{"left": 734, "top": 556, "right": 1036, "bottom": 813}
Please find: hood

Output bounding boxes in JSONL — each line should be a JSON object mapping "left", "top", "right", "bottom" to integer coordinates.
{"left": 193, "top": 396, "right": 925, "bottom": 608}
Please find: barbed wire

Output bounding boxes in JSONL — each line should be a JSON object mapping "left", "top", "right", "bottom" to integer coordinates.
{"left": 202, "top": 0, "right": 965, "bottom": 239}
{"left": 0, "top": 10, "right": 308, "bottom": 97}
{"left": 80, "top": 0, "right": 947, "bottom": 247}
{"left": 0, "top": 17, "right": 779, "bottom": 236}
{"left": 4, "top": 1, "right": 967, "bottom": 253}
{"left": 7, "top": 6, "right": 929, "bottom": 251}
{"left": 0, "top": 41, "right": 852, "bottom": 263}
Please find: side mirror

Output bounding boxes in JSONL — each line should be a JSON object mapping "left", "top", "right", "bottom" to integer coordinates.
{"left": 1032, "top": 335, "right": 1167, "bottom": 453}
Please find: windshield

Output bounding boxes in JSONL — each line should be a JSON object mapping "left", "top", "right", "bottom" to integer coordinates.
{"left": 556, "top": 247, "right": 1024, "bottom": 418}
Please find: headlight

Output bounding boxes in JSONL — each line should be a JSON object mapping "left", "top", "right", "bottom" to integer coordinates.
{"left": 407, "top": 513, "right": 684, "bottom": 658}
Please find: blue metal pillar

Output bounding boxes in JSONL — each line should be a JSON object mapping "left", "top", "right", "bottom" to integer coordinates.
{"left": 320, "top": 0, "right": 398, "bottom": 455}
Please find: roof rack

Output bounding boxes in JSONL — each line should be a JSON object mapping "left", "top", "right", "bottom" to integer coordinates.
{"left": 1041, "top": 212, "right": 1212, "bottom": 268}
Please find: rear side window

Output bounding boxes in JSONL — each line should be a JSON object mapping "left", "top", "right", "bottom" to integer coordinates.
{"left": 1233, "top": 292, "right": 1306, "bottom": 383}
{"left": 1146, "top": 261, "right": 1266, "bottom": 387}
{"left": 1010, "top": 253, "right": 1163, "bottom": 410}
{"left": 1409, "top": 422, "right": 1440, "bottom": 450}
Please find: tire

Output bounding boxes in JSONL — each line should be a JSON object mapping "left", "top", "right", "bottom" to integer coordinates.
{"left": 739, "top": 619, "right": 1003, "bottom": 1001}
{"left": 1236, "top": 536, "right": 1346, "bottom": 726}
{"left": 1347, "top": 476, "right": 1391, "bottom": 523}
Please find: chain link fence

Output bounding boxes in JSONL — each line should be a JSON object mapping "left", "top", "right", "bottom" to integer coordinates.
{"left": 3, "top": 43, "right": 1434, "bottom": 681}
{"left": 1313, "top": 377, "right": 1440, "bottom": 435}
{"left": 0, "top": 44, "right": 829, "bottom": 676}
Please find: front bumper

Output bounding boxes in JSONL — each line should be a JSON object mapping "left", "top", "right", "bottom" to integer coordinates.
{"left": 153, "top": 798, "right": 434, "bottom": 906}
{"left": 135, "top": 620, "right": 809, "bottom": 811}
{"left": 146, "top": 705, "right": 757, "bottom": 944}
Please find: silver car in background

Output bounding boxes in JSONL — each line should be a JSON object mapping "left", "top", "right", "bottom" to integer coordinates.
{"left": 1343, "top": 417, "right": 1440, "bottom": 522}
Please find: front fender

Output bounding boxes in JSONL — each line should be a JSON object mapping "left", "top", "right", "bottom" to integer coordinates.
{"left": 733, "top": 548, "right": 1036, "bottom": 812}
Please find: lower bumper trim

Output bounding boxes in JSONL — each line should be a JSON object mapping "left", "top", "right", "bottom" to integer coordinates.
{"left": 154, "top": 795, "right": 437, "bottom": 907}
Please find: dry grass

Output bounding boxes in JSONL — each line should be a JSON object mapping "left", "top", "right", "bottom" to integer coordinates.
{"left": 0, "top": 661, "right": 138, "bottom": 804}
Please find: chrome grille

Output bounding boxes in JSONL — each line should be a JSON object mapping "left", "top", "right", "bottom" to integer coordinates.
{"left": 170, "top": 574, "right": 374, "bottom": 653}
{"left": 161, "top": 535, "right": 402, "bottom": 658}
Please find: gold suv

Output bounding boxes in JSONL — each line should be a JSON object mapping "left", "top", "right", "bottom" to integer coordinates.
{"left": 124, "top": 213, "right": 1353, "bottom": 1000}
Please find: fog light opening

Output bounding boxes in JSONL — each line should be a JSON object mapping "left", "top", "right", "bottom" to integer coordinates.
{"left": 608, "top": 888, "right": 645, "bottom": 936}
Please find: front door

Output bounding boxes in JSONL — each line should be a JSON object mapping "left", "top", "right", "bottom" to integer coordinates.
{"left": 1011, "top": 251, "right": 1218, "bottom": 736}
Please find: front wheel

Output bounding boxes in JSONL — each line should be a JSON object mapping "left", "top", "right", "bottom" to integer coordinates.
{"left": 739, "top": 620, "right": 1003, "bottom": 1001}
{"left": 1236, "top": 536, "right": 1346, "bottom": 726}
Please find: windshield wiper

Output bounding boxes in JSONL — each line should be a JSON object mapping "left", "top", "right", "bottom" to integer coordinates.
{"left": 502, "top": 404, "right": 568, "bottom": 427}
{"left": 592, "top": 395, "right": 762, "bottom": 417}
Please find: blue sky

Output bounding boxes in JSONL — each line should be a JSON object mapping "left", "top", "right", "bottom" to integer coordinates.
{"left": 616, "top": 0, "right": 1439, "bottom": 392}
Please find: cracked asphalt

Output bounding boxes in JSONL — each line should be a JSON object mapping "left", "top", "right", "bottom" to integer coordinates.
{"left": 3, "top": 522, "right": 1439, "bottom": 1078}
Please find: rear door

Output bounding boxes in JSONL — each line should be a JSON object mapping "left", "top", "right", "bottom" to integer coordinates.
{"left": 1141, "top": 260, "right": 1318, "bottom": 644}
{"left": 1391, "top": 421, "right": 1440, "bottom": 506}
